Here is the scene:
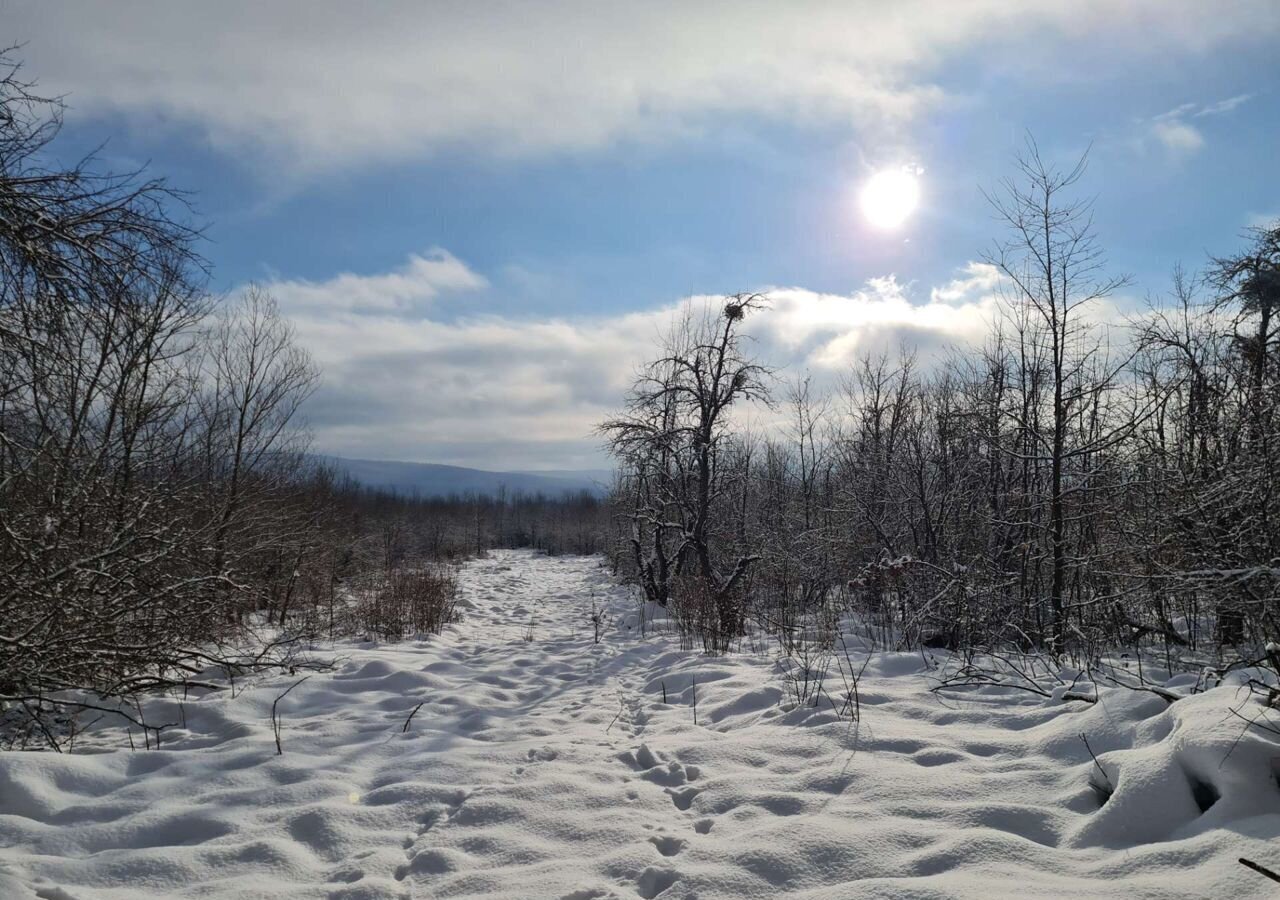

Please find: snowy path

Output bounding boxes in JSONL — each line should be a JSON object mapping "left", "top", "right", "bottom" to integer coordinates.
{"left": 2, "top": 549, "right": 1278, "bottom": 898}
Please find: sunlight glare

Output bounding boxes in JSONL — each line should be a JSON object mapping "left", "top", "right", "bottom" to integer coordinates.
{"left": 860, "top": 168, "right": 921, "bottom": 230}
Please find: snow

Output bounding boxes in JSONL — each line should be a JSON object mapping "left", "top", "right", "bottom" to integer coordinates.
{"left": 2, "top": 549, "right": 1279, "bottom": 898}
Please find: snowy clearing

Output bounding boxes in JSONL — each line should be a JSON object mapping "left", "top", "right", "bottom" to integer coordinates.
{"left": 2, "top": 549, "right": 1279, "bottom": 899}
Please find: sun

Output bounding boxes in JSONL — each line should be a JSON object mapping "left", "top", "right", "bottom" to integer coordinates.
{"left": 860, "top": 168, "right": 921, "bottom": 230}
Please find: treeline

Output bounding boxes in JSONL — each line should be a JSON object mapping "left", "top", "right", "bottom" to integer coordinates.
{"left": 322, "top": 482, "right": 610, "bottom": 571}
{"left": 0, "top": 53, "right": 603, "bottom": 745}
{"left": 235, "top": 477, "right": 609, "bottom": 646}
{"left": 605, "top": 145, "right": 1279, "bottom": 671}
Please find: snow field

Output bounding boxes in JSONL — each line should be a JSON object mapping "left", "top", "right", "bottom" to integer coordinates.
{"left": 1, "top": 549, "right": 1278, "bottom": 898}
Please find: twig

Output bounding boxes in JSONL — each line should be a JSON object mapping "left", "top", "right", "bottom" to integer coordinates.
{"left": 1080, "top": 732, "right": 1114, "bottom": 801}
{"left": 606, "top": 692, "right": 625, "bottom": 734}
{"left": 272, "top": 676, "right": 312, "bottom": 755}
{"left": 402, "top": 701, "right": 425, "bottom": 733}
{"left": 19, "top": 698, "right": 62, "bottom": 752}
{"left": 692, "top": 674, "right": 698, "bottom": 725}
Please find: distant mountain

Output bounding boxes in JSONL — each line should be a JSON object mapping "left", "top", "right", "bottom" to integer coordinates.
{"left": 324, "top": 456, "right": 613, "bottom": 498}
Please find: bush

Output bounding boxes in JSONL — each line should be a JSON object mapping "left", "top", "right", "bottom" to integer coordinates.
{"left": 355, "top": 566, "right": 459, "bottom": 641}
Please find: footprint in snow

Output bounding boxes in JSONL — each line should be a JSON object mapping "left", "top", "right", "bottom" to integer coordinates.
{"left": 665, "top": 786, "right": 702, "bottom": 811}
{"left": 648, "top": 835, "right": 686, "bottom": 857}
{"left": 635, "top": 866, "right": 680, "bottom": 899}
{"left": 618, "top": 743, "right": 700, "bottom": 787}
{"left": 617, "top": 743, "right": 662, "bottom": 770}
{"left": 396, "top": 791, "right": 472, "bottom": 881}
{"left": 327, "top": 867, "right": 364, "bottom": 883}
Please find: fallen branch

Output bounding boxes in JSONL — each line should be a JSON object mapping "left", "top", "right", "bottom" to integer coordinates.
{"left": 1095, "top": 670, "right": 1183, "bottom": 704}
{"left": 1239, "top": 857, "right": 1280, "bottom": 883}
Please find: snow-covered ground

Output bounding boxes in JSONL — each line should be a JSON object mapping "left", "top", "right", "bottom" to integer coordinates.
{"left": 2, "top": 549, "right": 1278, "bottom": 899}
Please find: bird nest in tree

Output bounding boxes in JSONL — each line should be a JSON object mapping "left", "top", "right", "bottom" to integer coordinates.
{"left": 724, "top": 301, "right": 745, "bottom": 321}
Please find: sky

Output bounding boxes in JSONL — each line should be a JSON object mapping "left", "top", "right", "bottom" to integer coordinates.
{"left": 6, "top": 1, "right": 1279, "bottom": 470}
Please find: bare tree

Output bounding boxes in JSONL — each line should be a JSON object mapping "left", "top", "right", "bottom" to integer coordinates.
{"left": 984, "top": 139, "right": 1132, "bottom": 650}
{"left": 602, "top": 296, "right": 771, "bottom": 647}
{"left": 200, "top": 285, "right": 319, "bottom": 610}
{"left": 0, "top": 47, "right": 215, "bottom": 706}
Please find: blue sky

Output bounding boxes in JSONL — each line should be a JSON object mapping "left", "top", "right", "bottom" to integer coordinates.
{"left": 9, "top": 1, "right": 1279, "bottom": 468}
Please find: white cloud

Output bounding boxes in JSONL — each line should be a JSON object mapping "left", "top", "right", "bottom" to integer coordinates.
{"left": 737, "top": 276, "right": 999, "bottom": 371}
{"left": 1146, "top": 93, "right": 1253, "bottom": 156}
{"left": 7, "top": 1, "right": 1275, "bottom": 172}
{"left": 1195, "top": 93, "right": 1253, "bottom": 117}
{"left": 1151, "top": 119, "right": 1206, "bottom": 154}
{"left": 929, "top": 262, "right": 1003, "bottom": 305}
{"left": 260, "top": 252, "right": 1003, "bottom": 468}
{"left": 268, "top": 250, "right": 486, "bottom": 314}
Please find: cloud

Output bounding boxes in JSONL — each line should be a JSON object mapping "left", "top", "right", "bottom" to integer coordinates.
{"left": 929, "top": 262, "right": 1003, "bottom": 306}
{"left": 260, "top": 251, "right": 1003, "bottom": 468}
{"left": 737, "top": 276, "right": 999, "bottom": 371}
{"left": 1146, "top": 93, "right": 1253, "bottom": 156}
{"left": 268, "top": 250, "right": 486, "bottom": 314}
{"left": 1151, "top": 119, "right": 1206, "bottom": 154}
{"left": 7, "top": 1, "right": 1275, "bottom": 172}
{"left": 1194, "top": 93, "right": 1253, "bottom": 117}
